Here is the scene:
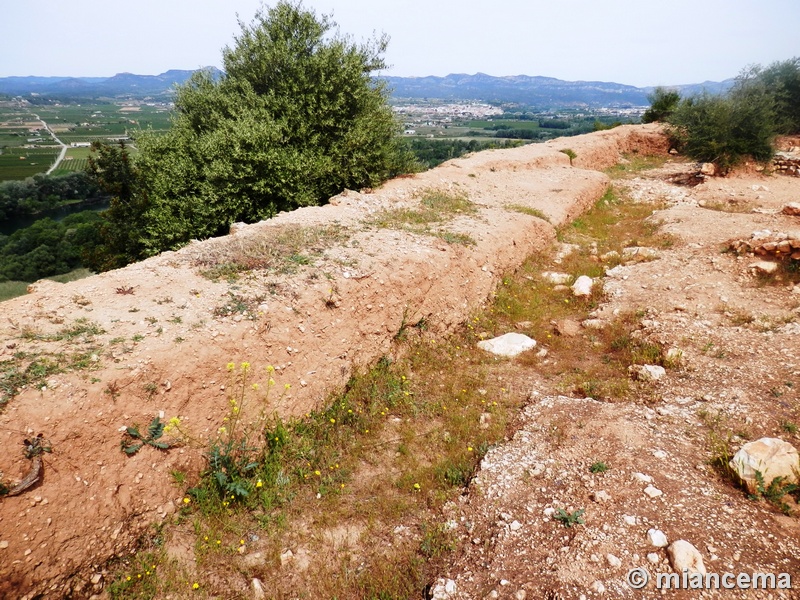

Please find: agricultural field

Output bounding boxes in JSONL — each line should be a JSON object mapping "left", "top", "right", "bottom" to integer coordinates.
{"left": 0, "top": 102, "right": 172, "bottom": 180}
{"left": 0, "top": 146, "right": 60, "bottom": 181}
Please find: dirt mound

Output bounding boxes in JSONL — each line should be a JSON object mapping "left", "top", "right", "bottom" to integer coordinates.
{"left": 0, "top": 125, "right": 668, "bottom": 597}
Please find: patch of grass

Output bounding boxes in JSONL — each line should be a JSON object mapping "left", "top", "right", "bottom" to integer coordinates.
{"left": 781, "top": 421, "right": 798, "bottom": 434}
{"left": 370, "top": 188, "right": 478, "bottom": 245}
{"left": 589, "top": 461, "right": 609, "bottom": 474}
{"left": 194, "top": 224, "right": 350, "bottom": 281}
{"left": 559, "top": 148, "right": 577, "bottom": 165}
{"left": 505, "top": 204, "right": 551, "bottom": 222}
{"left": 604, "top": 153, "right": 669, "bottom": 179}
{"left": 21, "top": 317, "right": 105, "bottom": 342}
{"left": 212, "top": 291, "right": 264, "bottom": 320}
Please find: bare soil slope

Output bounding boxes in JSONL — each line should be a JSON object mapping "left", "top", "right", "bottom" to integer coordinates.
{"left": 0, "top": 125, "right": 668, "bottom": 598}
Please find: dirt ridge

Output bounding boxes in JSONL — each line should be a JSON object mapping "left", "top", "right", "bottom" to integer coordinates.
{"left": 0, "top": 125, "right": 669, "bottom": 598}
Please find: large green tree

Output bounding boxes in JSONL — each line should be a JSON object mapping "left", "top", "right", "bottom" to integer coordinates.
{"left": 89, "top": 1, "right": 413, "bottom": 265}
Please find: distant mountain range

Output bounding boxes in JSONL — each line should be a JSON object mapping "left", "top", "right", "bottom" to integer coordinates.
{"left": 0, "top": 69, "right": 734, "bottom": 107}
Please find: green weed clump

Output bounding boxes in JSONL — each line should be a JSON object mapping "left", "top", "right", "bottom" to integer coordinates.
{"left": 370, "top": 188, "right": 478, "bottom": 245}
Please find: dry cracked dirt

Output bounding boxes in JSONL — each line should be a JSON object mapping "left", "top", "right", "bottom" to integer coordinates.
{"left": 1, "top": 125, "right": 800, "bottom": 599}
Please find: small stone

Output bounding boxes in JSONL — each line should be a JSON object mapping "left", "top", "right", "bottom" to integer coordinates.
{"left": 648, "top": 529, "right": 669, "bottom": 547}
{"left": 515, "top": 591, "right": 527, "bottom": 600}
{"left": 647, "top": 553, "right": 660, "bottom": 565}
{"left": 554, "top": 319, "right": 581, "bottom": 337}
{"left": 90, "top": 574, "right": 102, "bottom": 585}
{"left": 430, "top": 578, "right": 458, "bottom": 599}
{"left": 591, "top": 490, "right": 612, "bottom": 503}
{"left": 252, "top": 578, "right": 266, "bottom": 599}
{"left": 543, "top": 507, "right": 556, "bottom": 517}
{"left": 582, "top": 318, "right": 608, "bottom": 330}
{"left": 542, "top": 271, "right": 572, "bottom": 284}
{"left": 623, "top": 515, "right": 637, "bottom": 526}
{"left": 590, "top": 581, "right": 606, "bottom": 594}
{"left": 631, "top": 472, "right": 653, "bottom": 483}
{"left": 667, "top": 540, "right": 706, "bottom": 575}
{"left": 606, "top": 554, "right": 622, "bottom": 568}
{"left": 509, "top": 520, "right": 523, "bottom": 532}
{"left": 782, "top": 202, "right": 800, "bottom": 216}
{"left": 700, "top": 162, "right": 716, "bottom": 176}
{"left": 0, "top": 541, "right": 8, "bottom": 549}
{"left": 572, "top": 275, "right": 593, "bottom": 297}
{"left": 279, "top": 549, "right": 294, "bottom": 566}
{"left": 629, "top": 364, "right": 666, "bottom": 382}
{"left": 652, "top": 450, "right": 668, "bottom": 459}
{"left": 644, "top": 485, "right": 663, "bottom": 499}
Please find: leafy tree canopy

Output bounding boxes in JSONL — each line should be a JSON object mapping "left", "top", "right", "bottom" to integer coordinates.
{"left": 89, "top": 1, "right": 414, "bottom": 267}
{"left": 641, "top": 87, "right": 681, "bottom": 124}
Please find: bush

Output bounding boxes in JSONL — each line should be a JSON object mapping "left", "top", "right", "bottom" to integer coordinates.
{"left": 667, "top": 82, "right": 776, "bottom": 173}
{"left": 642, "top": 87, "right": 681, "bottom": 124}
{"left": 751, "top": 57, "right": 800, "bottom": 134}
{"left": 87, "top": 1, "right": 414, "bottom": 268}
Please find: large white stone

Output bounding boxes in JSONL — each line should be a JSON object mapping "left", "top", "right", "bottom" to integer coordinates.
{"left": 647, "top": 528, "right": 668, "bottom": 547}
{"left": 667, "top": 540, "right": 706, "bottom": 575}
{"left": 477, "top": 333, "right": 537, "bottom": 357}
{"left": 572, "top": 275, "right": 593, "bottom": 297}
{"left": 730, "top": 437, "right": 799, "bottom": 492}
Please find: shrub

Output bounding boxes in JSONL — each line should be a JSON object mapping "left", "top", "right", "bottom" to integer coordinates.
{"left": 87, "top": 1, "right": 414, "bottom": 268}
{"left": 642, "top": 87, "right": 681, "bottom": 124}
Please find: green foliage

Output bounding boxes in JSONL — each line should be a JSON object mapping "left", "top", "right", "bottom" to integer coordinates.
{"left": 121, "top": 416, "right": 173, "bottom": 455}
{"left": 0, "top": 171, "right": 101, "bottom": 220}
{"left": 0, "top": 211, "right": 101, "bottom": 282}
{"left": 88, "top": 2, "right": 414, "bottom": 268}
{"left": 667, "top": 82, "right": 776, "bottom": 173}
{"left": 83, "top": 140, "right": 147, "bottom": 271}
{"left": 642, "top": 87, "right": 681, "bottom": 124}
{"left": 405, "top": 138, "right": 522, "bottom": 170}
{"left": 553, "top": 508, "right": 585, "bottom": 527}
{"left": 752, "top": 57, "right": 800, "bottom": 134}
{"left": 589, "top": 461, "right": 608, "bottom": 473}
{"left": 559, "top": 148, "right": 577, "bottom": 165}
{"left": 749, "top": 470, "right": 799, "bottom": 515}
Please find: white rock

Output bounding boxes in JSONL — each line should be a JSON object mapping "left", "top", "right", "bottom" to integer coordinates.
{"left": 590, "top": 581, "right": 606, "bottom": 594}
{"left": 510, "top": 520, "right": 523, "bottom": 531}
{"left": 572, "top": 275, "right": 594, "bottom": 297}
{"left": 543, "top": 507, "right": 556, "bottom": 517}
{"left": 652, "top": 450, "right": 668, "bottom": 459}
{"left": 582, "top": 318, "right": 608, "bottom": 330}
{"left": 606, "top": 554, "right": 622, "bottom": 568}
{"left": 729, "top": 437, "right": 799, "bottom": 492}
{"left": 542, "top": 271, "right": 572, "bottom": 284}
{"left": 648, "top": 528, "right": 669, "bottom": 547}
{"left": 477, "top": 333, "right": 537, "bottom": 357}
{"left": 623, "top": 515, "right": 637, "bottom": 526}
{"left": 430, "top": 578, "right": 458, "bottom": 599}
{"left": 591, "top": 490, "right": 612, "bottom": 503}
{"left": 629, "top": 364, "right": 666, "bottom": 382}
{"left": 279, "top": 549, "right": 294, "bottom": 566}
{"left": 749, "top": 261, "right": 778, "bottom": 275}
{"left": 644, "top": 485, "right": 663, "bottom": 498}
{"left": 631, "top": 472, "right": 653, "bottom": 483}
{"left": 667, "top": 540, "right": 706, "bottom": 575}
{"left": 647, "top": 553, "right": 660, "bottom": 565}
{"left": 252, "top": 578, "right": 266, "bottom": 600}
{"left": 622, "top": 246, "right": 660, "bottom": 260}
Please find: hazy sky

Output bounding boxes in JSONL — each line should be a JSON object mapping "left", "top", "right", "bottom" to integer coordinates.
{"left": 2, "top": 0, "right": 798, "bottom": 87}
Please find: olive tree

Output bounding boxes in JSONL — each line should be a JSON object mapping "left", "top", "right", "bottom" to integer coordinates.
{"left": 90, "top": 1, "right": 413, "bottom": 265}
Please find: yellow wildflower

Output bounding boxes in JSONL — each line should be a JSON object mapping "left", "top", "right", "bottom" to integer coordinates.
{"left": 240, "top": 362, "right": 250, "bottom": 372}
{"left": 227, "top": 362, "right": 235, "bottom": 371}
{"left": 183, "top": 497, "right": 191, "bottom": 504}
{"left": 192, "top": 582, "right": 200, "bottom": 590}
